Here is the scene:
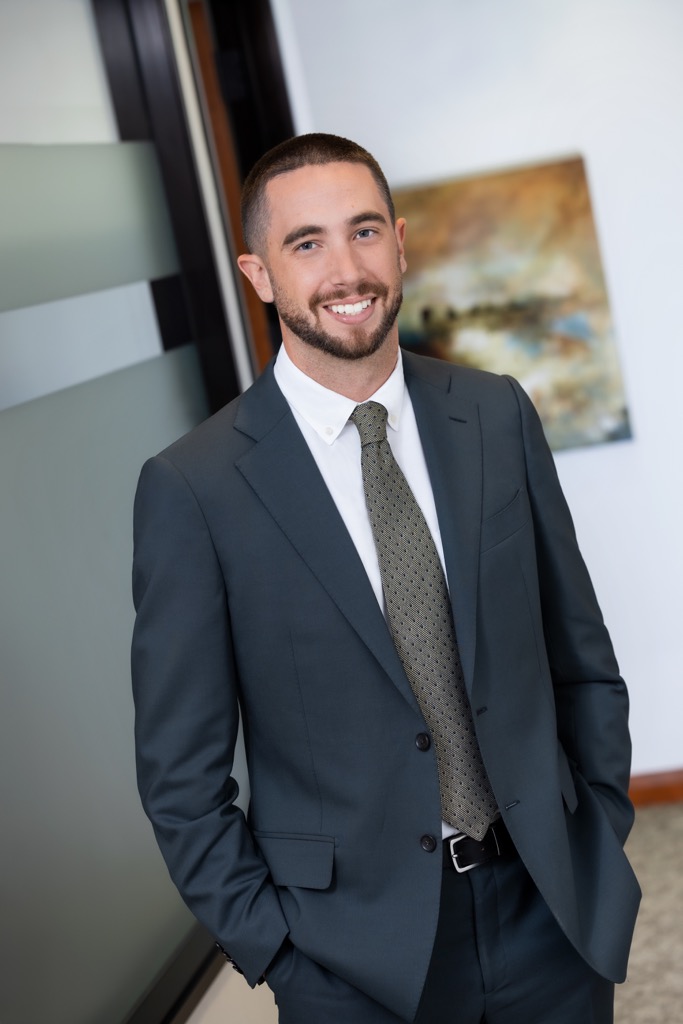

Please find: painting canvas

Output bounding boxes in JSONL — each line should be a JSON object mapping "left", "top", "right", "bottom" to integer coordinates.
{"left": 395, "top": 157, "right": 631, "bottom": 451}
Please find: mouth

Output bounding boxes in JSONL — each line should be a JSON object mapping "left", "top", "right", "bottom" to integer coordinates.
{"left": 322, "top": 296, "right": 376, "bottom": 325}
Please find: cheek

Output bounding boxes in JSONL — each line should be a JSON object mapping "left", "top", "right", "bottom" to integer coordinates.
{"left": 374, "top": 247, "right": 404, "bottom": 280}
{"left": 274, "top": 276, "right": 318, "bottom": 315}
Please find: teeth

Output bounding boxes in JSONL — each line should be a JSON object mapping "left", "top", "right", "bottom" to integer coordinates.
{"left": 329, "top": 298, "right": 372, "bottom": 316}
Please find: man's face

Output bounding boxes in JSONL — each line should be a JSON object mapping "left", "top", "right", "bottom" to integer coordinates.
{"left": 241, "top": 162, "right": 407, "bottom": 361}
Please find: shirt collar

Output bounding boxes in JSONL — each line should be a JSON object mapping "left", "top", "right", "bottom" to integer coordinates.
{"left": 274, "top": 344, "right": 406, "bottom": 445}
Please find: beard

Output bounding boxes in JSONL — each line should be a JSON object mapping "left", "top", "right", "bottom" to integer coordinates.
{"left": 272, "top": 277, "right": 403, "bottom": 361}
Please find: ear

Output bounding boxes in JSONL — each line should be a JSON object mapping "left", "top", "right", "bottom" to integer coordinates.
{"left": 237, "top": 253, "right": 274, "bottom": 303}
{"left": 395, "top": 217, "right": 407, "bottom": 274}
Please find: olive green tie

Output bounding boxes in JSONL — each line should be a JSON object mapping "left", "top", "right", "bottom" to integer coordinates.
{"left": 350, "top": 401, "right": 498, "bottom": 840}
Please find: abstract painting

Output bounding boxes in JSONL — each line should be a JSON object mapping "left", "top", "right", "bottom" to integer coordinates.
{"left": 395, "top": 157, "right": 631, "bottom": 451}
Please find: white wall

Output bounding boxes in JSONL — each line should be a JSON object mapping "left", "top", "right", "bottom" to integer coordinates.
{"left": 273, "top": 0, "right": 683, "bottom": 774}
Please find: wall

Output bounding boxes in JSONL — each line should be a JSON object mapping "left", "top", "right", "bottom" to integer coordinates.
{"left": 272, "top": 0, "right": 683, "bottom": 775}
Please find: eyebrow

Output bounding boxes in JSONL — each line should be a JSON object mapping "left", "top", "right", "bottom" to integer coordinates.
{"left": 348, "top": 210, "right": 388, "bottom": 228}
{"left": 281, "top": 224, "right": 324, "bottom": 248}
{"left": 281, "top": 210, "right": 389, "bottom": 249}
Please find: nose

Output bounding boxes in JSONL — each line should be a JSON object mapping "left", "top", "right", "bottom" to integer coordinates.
{"left": 327, "top": 241, "right": 363, "bottom": 288}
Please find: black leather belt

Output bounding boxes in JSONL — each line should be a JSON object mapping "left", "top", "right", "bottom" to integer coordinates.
{"left": 443, "top": 820, "right": 515, "bottom": 873}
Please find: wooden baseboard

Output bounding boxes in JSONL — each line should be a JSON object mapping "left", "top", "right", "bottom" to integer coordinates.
{"left": 629, "top": 769, "right": 683, "bottom": 806}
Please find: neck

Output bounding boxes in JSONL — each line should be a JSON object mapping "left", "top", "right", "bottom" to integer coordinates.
{"left": 281, "top": 332, "right": 400, "bottom": 402}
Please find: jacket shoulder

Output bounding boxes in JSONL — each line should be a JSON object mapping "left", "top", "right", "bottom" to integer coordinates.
{"left": 401, "top": 347, "right": 519, "bottom": 405}
{"left": 150, "top": 360, "right": 287, "bottom": 477}
{"left": 158, "top": 392, "right": 242, "bottom": 467}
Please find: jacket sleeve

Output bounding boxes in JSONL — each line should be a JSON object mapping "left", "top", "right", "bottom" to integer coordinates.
{"left": 131, "top": 454, "right": 289, "bottom": 985}
{"left": 505, "top": 376, "right": 635, "bottom": 846}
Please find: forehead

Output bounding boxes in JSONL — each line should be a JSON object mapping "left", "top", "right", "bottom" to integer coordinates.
{"left": 264, "top": 162, "right": 388, "bottom": 243}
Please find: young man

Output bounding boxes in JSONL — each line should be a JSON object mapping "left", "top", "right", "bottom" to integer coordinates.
{"left": 132, "top": 134, "right": 640, "bottom": 1023}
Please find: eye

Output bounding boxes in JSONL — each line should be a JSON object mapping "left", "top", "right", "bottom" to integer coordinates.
{"left": 295, "top": 240, "right": 318, "bottom": 252}
{"left": 355, "top": 227, "right": 377, "bottom": 239}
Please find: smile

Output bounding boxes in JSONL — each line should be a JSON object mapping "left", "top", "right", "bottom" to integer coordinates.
{"left": 327, "top": 298, "right": 373, "bottom": 316}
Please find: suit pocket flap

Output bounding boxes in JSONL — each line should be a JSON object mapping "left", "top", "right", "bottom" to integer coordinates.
{"left": 254, "top": 832, "right": 335, "bottom": 889}
{"left": 481, "top": 488, "right": 530, "bottom": 552}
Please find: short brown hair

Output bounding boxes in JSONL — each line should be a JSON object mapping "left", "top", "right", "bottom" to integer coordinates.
{"left": 241, "top": 133, "right": 396, "bottom": 255}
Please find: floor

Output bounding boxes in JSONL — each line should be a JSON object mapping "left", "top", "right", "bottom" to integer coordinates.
{"left": 181, "top": 803, "right": 683, "bottom": 1023}
{"left": 614, "top": 802, "right": 683, "bottom": 1023}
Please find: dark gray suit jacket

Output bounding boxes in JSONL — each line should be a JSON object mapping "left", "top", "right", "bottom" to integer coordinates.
{"left": 131, "top": 351, "right": 640, "bottom": 1021}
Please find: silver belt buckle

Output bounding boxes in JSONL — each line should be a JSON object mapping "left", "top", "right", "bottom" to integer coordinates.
{"left": 448, "top": 828, "right": 500, "bottom": 873}
{"left": 448, "top": 833, "right": 477, "bottom": 873}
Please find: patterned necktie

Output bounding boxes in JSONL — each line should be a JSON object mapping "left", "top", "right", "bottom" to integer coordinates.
{"left": 350, "top": 401, "right": 498, "bottom": 840}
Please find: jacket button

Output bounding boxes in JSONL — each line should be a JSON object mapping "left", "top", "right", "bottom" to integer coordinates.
{"left": 420, "top": 834, "right": 437, "bottom": 853}
{"left": 415, "top": 732, "right": 431, "bottom": 751}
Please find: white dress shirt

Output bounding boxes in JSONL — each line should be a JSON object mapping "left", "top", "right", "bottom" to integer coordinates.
{"left": 273, "top": 344, "right": 448, "bottom": 610}
{"left": 274, "top": 345, "right": 457, "bottom": 839}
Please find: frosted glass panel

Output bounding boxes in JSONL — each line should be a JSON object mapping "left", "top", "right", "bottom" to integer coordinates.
{"left": 0, "top": 0, "right": 117, "bottom": 143}
{"left": 0, "top": 281, "right": 164, "bottom": 411}
{"left": 0, "top": 347, "right": 210, "bottom": 1024}
{"left": 0, "top": 142, "right": 179, "bottom": 312}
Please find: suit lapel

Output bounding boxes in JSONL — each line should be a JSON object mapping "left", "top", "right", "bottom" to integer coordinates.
{"left": 233, "top": 365, "right": 418, "bottom": 710}
{"left": 403, "top": 352, "right": 482, "bottom": 693}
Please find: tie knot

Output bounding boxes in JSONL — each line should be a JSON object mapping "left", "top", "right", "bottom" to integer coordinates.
{"left": 350, "top": 402, "right": 388, "bottom": 446}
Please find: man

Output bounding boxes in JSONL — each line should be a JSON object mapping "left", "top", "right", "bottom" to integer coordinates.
{"left": 132, "top": 134, "right": 640, "bottom": 1023}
